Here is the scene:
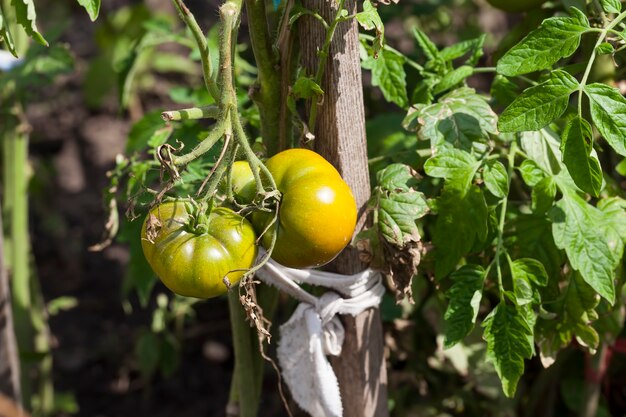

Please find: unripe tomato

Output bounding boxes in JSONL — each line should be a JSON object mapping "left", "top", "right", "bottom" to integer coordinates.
{"left": 485, "top": 0, "right": 547, "bottom": 13}
{"left": 141, "top": 201, "right": 257, "bottom": 298}
{"left": 231, "top": 160, "right": 256, "bottom": 204}
{"left": 251, "top": 148, "right": 358, "bottom": 268}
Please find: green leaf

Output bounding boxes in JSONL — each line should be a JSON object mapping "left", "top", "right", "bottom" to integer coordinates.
{"left": 483, "top": 160, "right": 509, "bottom": 198}
{"left": 363, "top": 49, "right": 408, "bottom": 108}
{"left": 375, "top": 164, "right": 429, "bottom": 246}
{"left": 356, "top": 0, "right": 384, "bottom": 54}
{"left": 0, "top": 2, "right": 17, "bottom": 57}
{"left": 424, "top": 147, "right": 479, "bottom": 193}
{"left": 115, "top": 19, "right": 189, "bottom": 109}
{"left": 127, "top": 111, "right": 172, "bottom": 153}
{"left": 482, "top": 303, "right": 534, "bottom": 398}
{"left": 618, "top": 158, "right": 626, "bottom": 176}
{"left": 11, "top": 0, "right": 47, "bottom": 46}
{"left": 410, "top": 87, "right": 497, "bottom": 152}
{"left": 434, "top": 65, "right": 474, "bottom": 95}
{"left": 600, "top": 0, "right": 621, "bottom": 13}
{"left": 519, "top": 160, "right": 546, "bottom": 187}
{"left": 573, "top": 321, "right": 600, "bottom": 351}
{"left": 532, "top": 177, "right": 556, "bottom": 214}
{"left": 597, "top": 197, "right": 626, "bottom": 244}
{"left": 491, "top": 75, "right": 519, "bottom": 108}
{"left": 8, "top": 43, "right": 74, "bottom": 92}
{"left": 434, "top": 184, "right": 488, "bottom": 278}
{"left": 443, "top": 265, "right": 485, "bottom": 348}
{"left": 47, "top": 296, "right": 78, "bottom": 316}
{"left": 566, "top": 272, "right": 600, "bottom": 325}
{"left": 520, "top": 128, "right": 563, "bottom": 175}
{"left": 136, "top": 331, "right": 160, "bottom": 376}
{"left": 505, "top": 215, "right": 564, "bottom": 294}
{"left": 498, "top": 70, "right": 579, "bottom": 132}
{"left": 412, "top": 27, "right": 440, "bottom": 62}
{"left": 511, "top": 258, "right": 549, "bottom": 287}
{"left": 536, "top": 270, "right": 601, "bottom": 361}
{"left": 292, "top": 75, "right": 324, "bottom": 100}
{"left": 77, "top": 0, "right": 101, "bottom": 21}
{"left": 497, "top": 8, "right": 589, "bottom": 76}
{"left": 550, "top": 192, "right": 619, "bottom": 304}
{"left": 513, "top": 273, "right": 534, "bottom": 306}
{"left": 376, "top": 163, "right": 418, "bottom": 191}
{"left": 596, "top": 42, "right": 614, "bottom": 55}
{"left": 561, "top": 117, "right": 602, "bottom": 196}
{"left": 584, "top": 83, "right": 626, "bottom": 156}
{"left": 374, "top": 164, "right": 429, "bottom": 247}
{"left": 119, "top": 215, "right": 156, "bottom": 306}
{"left": 510, "top": 257, "right": 548, "bottom": 306}
{"left": 440, "top": 35, "right": 485, "bottom": 66}
{"left": 566, "top": 273, "right": 601, "bottom": 351}
{"left": 152, "top": 52, "right": 198, "bottom": 75}
{"left": 379, "top": 191, "right": 429, "bottom": 246}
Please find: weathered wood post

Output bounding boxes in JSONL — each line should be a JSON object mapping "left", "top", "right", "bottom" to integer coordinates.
{"left": 299, "top": 2, "right": 389, "bottom": 415}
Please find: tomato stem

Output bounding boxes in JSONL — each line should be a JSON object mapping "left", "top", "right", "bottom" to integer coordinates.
{"left": 578, "top": 10, "right": 626, "bottom": 117}
{"left": 227, "top": 290, "right": 263, "bottom": 417}
{"left": 307, "top": 0, "right": 347, "bottom": 135}
{"left": 171, "top": 0, "right": 220, "bottom": 101}
{"left": 492, "top": 140, "right": 517, "bottom": 300}
{"left": 244, "top": 0, "right": 283, "bottom": 155}
{"left": 170, "top": 122, "right": 226, "bottom": 167}
{"left": 161, "top": 105, "right": 220, "bottom": 122}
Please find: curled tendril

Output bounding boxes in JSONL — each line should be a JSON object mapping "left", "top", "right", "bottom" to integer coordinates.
{"left": 156, "top": 140, "right": 185, "bottom": 180}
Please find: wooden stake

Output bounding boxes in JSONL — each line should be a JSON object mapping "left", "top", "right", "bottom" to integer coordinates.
{"left": 299, "top": 1, "right": 389, "bottom": 415}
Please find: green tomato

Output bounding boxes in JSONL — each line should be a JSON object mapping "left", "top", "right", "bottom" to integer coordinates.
{"left": 236, "top": 149, "right": 358, "bottom": 269}
{"left": 141, "top": 201, "right": 258, "bottom": 298}
{"left": 231, "top": 160, "right": 257, "bottom": 204}
{"left": 485, "top": 0, "right": 547, "bottom": 12}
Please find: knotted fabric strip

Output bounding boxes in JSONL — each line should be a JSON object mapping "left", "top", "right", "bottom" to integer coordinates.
{"left": 255, "top": 251, "right": 385, "bottom": 417}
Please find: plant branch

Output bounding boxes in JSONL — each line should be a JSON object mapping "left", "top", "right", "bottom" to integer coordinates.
{"left": 227, "top": 290, "right": 261, "bottom": 417}
{"left": 231, "top": 111, "right": 278, "bottom": 196}
{"left": 171, "top": 0, "right": 220, "bottom": 101}
{"left": 276, "top": 0, "right": 297, "bottom": 151}
{"left": 493, "top": 141, "right": 517, "bottom": 300}
{"left": 244, "top": 0, "right": 282, "bottom": 155}
{"left": 169, "top": 123, "right": 226, "bottom": 167}
{"left": 307, "top": 0, "right": 347, "bottom": 134}
{"left": 578, "top": 11, "right": 626, "bottom": 115}
{"left": 162, "top": 105, "right": 220, "bottom": 121}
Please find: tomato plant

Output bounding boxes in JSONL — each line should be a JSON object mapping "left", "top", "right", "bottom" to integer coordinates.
{"left": 248, "top": 148, "right": 358, "bottom": 269}
{"left": 141, "top": 201, "right": 258, "bottom": 298}
{"left": 8, "top": 0, "right": 626, "bottom": 414}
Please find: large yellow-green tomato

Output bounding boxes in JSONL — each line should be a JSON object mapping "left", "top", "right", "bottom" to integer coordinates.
{"left": 485, "top": 0, "right": 547, "bottom": 12}
{"left": 251, "top": 148, "right": 358, "bottom": 269}
{"left": 141, "top": 201, "right": 258, "bottom": 298}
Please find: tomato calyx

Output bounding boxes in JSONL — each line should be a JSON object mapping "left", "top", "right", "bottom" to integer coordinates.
{"left": 183, "top": 199, "right": 216, "bottom": 235}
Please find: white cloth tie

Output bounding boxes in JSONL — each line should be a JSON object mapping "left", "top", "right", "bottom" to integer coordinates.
{"left": 255, "top": 252, "right": 385, "bottom": 417}
{"left": 0, "top": 50, "right": 22, "bottom": 71}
